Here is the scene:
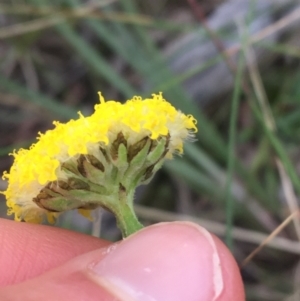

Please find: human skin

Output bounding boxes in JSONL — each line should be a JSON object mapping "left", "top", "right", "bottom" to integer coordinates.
{"left": 0, "top": 218, "right": 245, "bottom": 301}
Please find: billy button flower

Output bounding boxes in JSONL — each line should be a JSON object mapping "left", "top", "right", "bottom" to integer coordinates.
{"left": 1, "top": 93, "right": 197, "bottom": 237}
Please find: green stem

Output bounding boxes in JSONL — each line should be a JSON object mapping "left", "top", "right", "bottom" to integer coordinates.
{"left": 114, "top": 202, "right": 144, "bottom": 237}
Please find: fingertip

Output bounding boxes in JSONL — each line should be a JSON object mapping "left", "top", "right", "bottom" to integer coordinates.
{"left": 89, "top": 221, "right": 245, "bottom": 301}
{"left": 0, "top": 221, "right": 245, "bottom": 301}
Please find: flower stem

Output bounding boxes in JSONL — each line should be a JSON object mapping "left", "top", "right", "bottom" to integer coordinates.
{"left": 114, "top": 202, "right": 144, "bottom": 237}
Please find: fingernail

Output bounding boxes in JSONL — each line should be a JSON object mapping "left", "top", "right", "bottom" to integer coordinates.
{"left": 88, "top": 222, "right": 224, "bottom": 301}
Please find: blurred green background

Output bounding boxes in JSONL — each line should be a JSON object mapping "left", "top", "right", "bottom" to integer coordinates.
{"left": 1, "top": 0, "right": 300, "bottom": 299}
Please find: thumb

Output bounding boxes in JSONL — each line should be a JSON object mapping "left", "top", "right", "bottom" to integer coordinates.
{"left": 0, "top": 222, "right": 244, "bottom": 301}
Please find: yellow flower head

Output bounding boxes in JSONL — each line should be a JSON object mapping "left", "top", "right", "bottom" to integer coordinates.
{"left": 2, "top": 93, "right": 197, "bottom": 224}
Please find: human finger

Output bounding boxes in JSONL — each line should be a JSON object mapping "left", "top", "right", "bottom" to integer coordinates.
{"left": 0, "top": 218, "right": 110, "bottom": 286}
{"left": 0, "top": 222, "right": 245, "bottom": 301}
